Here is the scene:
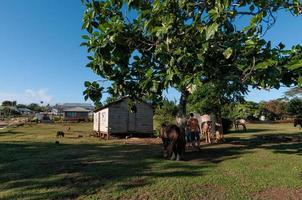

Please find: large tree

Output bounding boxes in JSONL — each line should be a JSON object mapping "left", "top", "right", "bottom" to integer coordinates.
{"left": 82, "top": 0, "right": 302, "bottom": 122}
{"left": 287, "top": 97, "right": 302, "bottom": 117}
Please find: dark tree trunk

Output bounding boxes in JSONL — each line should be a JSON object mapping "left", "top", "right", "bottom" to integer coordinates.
{"left": 178, "top": 89, "right": 189, "bottom": 118}
{"left": 215, "top": 104, "right": 224, "bottom": 135}
{"left": 177, "top": 89, "right": 190, "bottom": 133}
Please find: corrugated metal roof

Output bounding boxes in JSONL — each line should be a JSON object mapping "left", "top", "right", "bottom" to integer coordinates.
{"left": 62, "top": 103, "right": 94, "bottom": 110}
{"left": 63, "top": 107, "right": 90, "bottom": 112}
{"left": 94, "top": 97, "right": 153, "bottom": 113}
{"left": 18, "top": 108, "right": 33, "bottom": 112}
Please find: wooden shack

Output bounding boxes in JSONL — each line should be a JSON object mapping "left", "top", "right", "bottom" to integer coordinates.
{"left": 93, "top": 97, "right": 153, "bottom": 138}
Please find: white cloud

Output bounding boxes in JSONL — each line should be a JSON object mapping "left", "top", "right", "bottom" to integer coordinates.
{"left": 0, "top": 89, "right": 53, "bottom": 105}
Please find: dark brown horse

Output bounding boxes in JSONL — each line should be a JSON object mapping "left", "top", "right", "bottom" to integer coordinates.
{"left": 294, "top": 118, "right": 302, "bottom": 129}
{"left": 160, "top": 124, "right": 186, "bottom": 161}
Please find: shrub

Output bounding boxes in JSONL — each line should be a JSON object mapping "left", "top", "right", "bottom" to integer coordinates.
{"left": 53, "top": 116, "right": 62, "bottom": 122}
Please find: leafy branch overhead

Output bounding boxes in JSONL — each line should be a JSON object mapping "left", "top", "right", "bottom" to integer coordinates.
{"left": 81, "top": 0, "right": 302, "bottom": 114}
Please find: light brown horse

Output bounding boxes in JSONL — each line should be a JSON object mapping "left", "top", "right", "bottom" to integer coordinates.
{"left": 201, "top": 121, "right": 211, "bottom": 143}
{"left": 234, "top": 119, "right": 247, "bottom": 132}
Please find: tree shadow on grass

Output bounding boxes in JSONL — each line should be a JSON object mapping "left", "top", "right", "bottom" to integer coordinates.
{"left": 228, "top": 128, "right": 274, "bottom": 134}
{"left": 224, "top": 132, "right": 302, "bottom": 155}
{"left": 0, "top": 129, "right": 25, "bottom": 136}
{"left": 183, "top": 131, "right": 302, "bottom": 163}
{"left": 1, "top": 130, "right": 302, "bottom": 199}
{"left": 0, "top": 141, "right": 208, "bottom": 200}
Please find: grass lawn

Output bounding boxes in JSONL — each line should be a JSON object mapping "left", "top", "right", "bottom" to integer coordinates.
{"left": 0, "top": 123, "right": 301, "bottom": 200}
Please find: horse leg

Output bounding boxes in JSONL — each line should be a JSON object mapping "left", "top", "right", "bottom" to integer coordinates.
{"left": 170, "top": 143, "right": 177, "bottom": 160}
{"left": 207, "top": 131, "right": 211, "bottom": 143}
{"left": 235, "top": 124, "right": 238, "bottom": 132}
{"left": 176, "top": 139, "right": 185, "bottom": 161}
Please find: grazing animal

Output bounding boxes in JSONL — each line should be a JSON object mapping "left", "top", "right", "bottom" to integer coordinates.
{"left": 56, "top": 131, "right": 65, "bottom": 138}
{"left": 55, "top": 141, "right": 60, "bottom": 144}
{"left": 294, "top": 118, "right": 302, "bottom": 129}
{"left": 201, "top": 121, "right": 211, "bottom": 143}
{"left": 234, "top": 119, "right": 247, "bottom": 132}
{"left": 160, "top": 124, "right": 186, "bottom": 161}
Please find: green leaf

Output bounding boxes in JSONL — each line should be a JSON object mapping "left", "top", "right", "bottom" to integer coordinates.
{"left": 298, "top": 77, "right": 302, "bottom": 86}
{"left": 245, "top": 39, "right": 255, "bottom": 46}
{"left": 255, "top": 59, "right": 277, "bottom": 69}
{"left": 208, "top": 9, "right": 219, "bottom": 21}
{"left": 288, "top": 60, "right": 302, "bottom": 70}
{"left": 82, "top": 35, "right": 90, "bottom": 40}
{"left": 223, "top": 48, "right": 233, "bottom": 59}
{"left": 250, "top": 12, "right": 263, "bottom": 25}
{"left": 206, "top": 23, "right": 218, "bottom": 40}
{"left": 84, "top": 81, "right": 91, "bottom": 87}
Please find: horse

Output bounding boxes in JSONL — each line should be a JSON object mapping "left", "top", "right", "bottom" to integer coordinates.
{"left": 294, "top": 118, "right": 302, "bottom": 129}
{"left": 234, "top": 119, "right": 247, "bottom": 132}
{"left": 201, "top": 121, "right": 211, "bottom": 143}
{"left": 160, "top": 124, "right": 186, "bottom": 161}
{"left": 200, "top": 114, "right": 212, "bottom": 143}
{"left": 56, "top": 131, "right": 65, "bottom": 138}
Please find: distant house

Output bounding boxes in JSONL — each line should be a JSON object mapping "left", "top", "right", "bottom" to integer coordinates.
{"left": 63, "top": 107, "right": 90, "bottom": 121}
{"left": 18, "top": 108, "right": 33, "bottom": 116}
{"left": 62, "top": 103, "right": 94, "bottom": 111}
{"left": 35, "top": 112, "right": 53, "bottom": 123}
{"left": 50, "top": 108, "right": 59, "bottom": 116}
{"left": 93, "top": 97, "right": 153, "bottom": 138}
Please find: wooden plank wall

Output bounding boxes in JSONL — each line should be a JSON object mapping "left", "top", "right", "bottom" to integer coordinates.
{"left": 95, "top": 98, "right": 153, "bottom": 134}
{"left": 108, "top": 100, "right": 128, "bottom": 133}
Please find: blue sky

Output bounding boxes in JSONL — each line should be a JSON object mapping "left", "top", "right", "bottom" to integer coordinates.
{"left": 0, "top": 1, "right": 301, "bottom": 105}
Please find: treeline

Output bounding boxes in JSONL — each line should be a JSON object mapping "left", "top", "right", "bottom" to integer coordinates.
{"left": 1, "top": 101, "right": 50, "bottom": 112}
{"left": 0, "top": 101, "right": 52, "bottom": 119}
{"left": 222, "top": 98, "right": 302, "bottom": 121}
{"left": 153, "top": 97, "right": 302, "bottom": 131}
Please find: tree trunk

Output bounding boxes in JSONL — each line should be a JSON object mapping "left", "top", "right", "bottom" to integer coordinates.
{"left": 177, "top": 89, "right": 190, "bottom": 133}
{"left": 178, "top": 89, "right": 189, "bottom": 118}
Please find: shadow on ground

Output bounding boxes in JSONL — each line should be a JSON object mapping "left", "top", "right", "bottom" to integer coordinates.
{"left": 228, "top": 128, "right": 274, "bottom": 134}
{"left": 1, "top": 130, "right": 302, "bottom": 199}
{"left": 0, "top": 140, "right": 210, "bottom": 200}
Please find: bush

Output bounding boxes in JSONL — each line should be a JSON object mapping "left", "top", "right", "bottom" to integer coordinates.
{"left": 153, "top": 115, "right": 175, "bottom": 134}
{"left": 53, "top": 116, "right": 62, "bottom": 122}
{"left": 222, "top": 118, "right": 233, "bottom": 134}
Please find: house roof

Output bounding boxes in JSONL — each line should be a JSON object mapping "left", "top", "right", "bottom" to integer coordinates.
{"left": 18, "top": 108, "right": 32, "bottom": 112}
{"left": 63, "top": 107, "right": 90, "bottom": 112}
{"left": 62, "top": 103, "right": 94, "bottom": 110}
{"left": 94, "top": 97, "right": 153, "bottom": 113}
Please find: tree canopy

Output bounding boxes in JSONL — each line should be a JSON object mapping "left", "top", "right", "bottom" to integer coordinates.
{"left": 82, "top": 0, "right": 302, "bottom": 117}
{"left": 287, "top": 97, "right": 302, "bottom": 117}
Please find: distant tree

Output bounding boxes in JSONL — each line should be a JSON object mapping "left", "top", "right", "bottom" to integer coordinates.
{"left": 285, "top": 87, "right": 302, "bottom": 97}
{"left": 27, "top": 103, "right": 42, "bottom": 112}
{"left": 231, "top": 101, "right": 260, "bottom": 120}
{"left": 259, "top": 100, "right": 288, "bottom": 120}
{"left": 287, "top": 98, "right": 302, "bottom": 117}
{"left": 104, "top": 95, "right": 120, "bottom": 105}
{"left": 187, "top": 83, "right": 244, "bottom": 116}
{"left": 154, "top": 99, "right": 178, "bottom": 131}
{"left": 2, "top": 101, "right": 16, "bottom": 107}
{"left": 16, "top": 104, "right": 27, "bottom": 108}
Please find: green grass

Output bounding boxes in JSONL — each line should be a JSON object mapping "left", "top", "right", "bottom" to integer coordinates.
{"left": 0, "top": 123, "right": 301, "bottom": 200}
